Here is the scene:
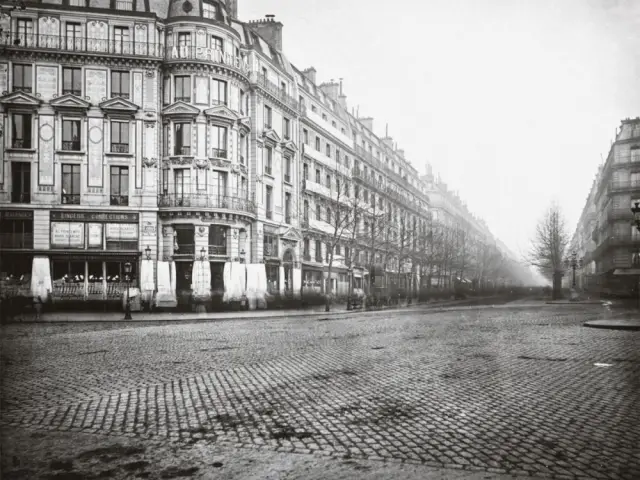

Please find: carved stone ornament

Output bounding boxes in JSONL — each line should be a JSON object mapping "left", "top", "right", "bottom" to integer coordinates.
{"left": 197, "top": 226, "right": 207, "bottom": 237}
{"left": 195, "top": 157, "right": 208, "bottom": 169}
{"left": 233, "top": 229, "right": 239, "bottom": 240}
{"left": 143, "top": 157, "right": 157, "bottom": 168}
{"left": 162, "top": 227, "right": 170, "bottom": 236}
{"left": 145, "top": 69, "right": 155, "bottom": 78}
{"left": 143, "top": 222, "right": 157, "bottom": 236}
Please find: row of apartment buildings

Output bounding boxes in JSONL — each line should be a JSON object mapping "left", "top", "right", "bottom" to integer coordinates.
{"left": 0, "top": 0, "right": 527, "bottom": 307}
{"left": 566, "top": 117, "right": 640, "bottom": 295}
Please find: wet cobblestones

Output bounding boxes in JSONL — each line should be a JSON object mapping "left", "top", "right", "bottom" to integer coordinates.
{"left": 1, "top": 306, "right": 639, "bottom": 479}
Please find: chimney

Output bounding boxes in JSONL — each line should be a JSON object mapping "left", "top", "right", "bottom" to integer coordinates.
{"left": 359, "top": 116, "right": 373, "bottom": 132}
{"left": 302, "top": 67, "right": 317, "bottom": 84}
{"left": 319, "top": 80, "right": 340, "bottom": 101}
{"left": 248, "top": 15, "right": 284, "bottom": 51}
{"left": 227, "top": 0, "right": 238, "bottom": 18}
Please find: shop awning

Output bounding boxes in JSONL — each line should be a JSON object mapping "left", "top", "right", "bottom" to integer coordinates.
{"left": 47, "top": 250, "right": 140, "bottom": 261}
{"left": 301, "top": 263, "right": 324, "bottom": 273}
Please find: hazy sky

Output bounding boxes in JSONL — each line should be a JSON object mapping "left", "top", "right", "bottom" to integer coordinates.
{"left": 242, "top": 0, "right": 640, "bottom": 259}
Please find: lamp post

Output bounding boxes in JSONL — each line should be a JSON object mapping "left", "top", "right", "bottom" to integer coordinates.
{"left": 630, "top": 202, "right": 640, "bottom": 308}
{"left": 123, "top": 262, "right": 132, "bottom": 320}
{"left": 563, "top": 252, "right": 580, "bottom": 288}
{"left": 200, "top": 247, "right": 206, "bottom": 261}
{"left": 239, "top": 248, "right": 246, "bottom": 264}
{"left": 145, "top": 245, "right": 152, "bottom": 260}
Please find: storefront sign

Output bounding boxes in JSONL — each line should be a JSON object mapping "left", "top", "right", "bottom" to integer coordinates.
{"left": 50, "top": 211, "right": 139, "bottom": 223}
{"left": 88, "top": 223, "right": 103, "bottom": 247}
{"left": 51, "top": 222, "right": 85, "bottom": 248}
{"left": 168, "top": 46, "right": 250, "bottom": 73}
{"left": 106, "top": 223, "right": 139, "bottom": 240}
{"left": 0, "top": 210, "right": 33, "bottom": 220}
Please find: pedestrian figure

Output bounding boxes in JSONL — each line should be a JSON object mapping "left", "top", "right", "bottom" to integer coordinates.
{"left": 34, "top": 295, "right": 43, "bottom": 321}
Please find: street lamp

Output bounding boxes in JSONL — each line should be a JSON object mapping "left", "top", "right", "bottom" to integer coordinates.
{"left": 123, "top": 262, "right": 132, "bottom": 320}
{"left": 564, "top": 252, "right": 580, "bottom": 288}
{"left": 200, "top": 247, "right": 206, "bottom": 261}
{"left": 145, "top": 245, "right": 151, "bottom": 260}
{"left": 239, "top": 248, "right": 246, "bottom": 264}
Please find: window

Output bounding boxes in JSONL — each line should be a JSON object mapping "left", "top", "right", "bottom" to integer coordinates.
{"left": 264, "top": 105, "right": 272, "bottom": 128}
{"left": 303, "top": 129, "right": 309, "bottom": 145}
{"left": 326, "top": 207, "right": 332, "bottom": 223}
{"left": 283, "top": 117, "right": 291, "bottom": 139}
{"left": 315, "top": 168, "right": 321, "bottom": 184}
{"left": 355, "top": 185, "right": 360, "bottom": 199}
{"left": 322, "top": 113, "right": 327, "bottom": 121}
{"left": 284, "top": 156, "right": 292, "bottom": 183}
{"left": 280, "top": 81, "right": 287, "bottom": 93}
{"left": 315, "top": 204, "right": 321, "bottom": 220}
{"left": 265, "top": 186, "right": 273, "bottom": 219}
{"left": 110, "top": 166, "right": 129, "bottom": 206}
{"left": 315, "top": 240, "right": 322, "bottom": 262}
{"left": 332, "top": 121, "right": 336, "bottom": 128}
{"left": 109, "top": 121, "right": 129, "bottom": 153}
{"left": 174, "top": 168, "right": 191, "bottom": 204}
{"left": 11, "top": 162, "right": 30, "bottom": 203}
{"left": 203, "top": 3, "right": 218, "bottom": 20}
{"left": 65, "top": 22, "right": 82, "bottom": 50}
{"left": 113, "top": 26, "right": 130, "bottom": 54}
{"left": 303, "top": 163, "right": 309, "bottom": 181}
{"left": 212, "top": 79, "right": 227, "bottom": 105}
{"left": 326, "top": 144, "right": 331, "bottom": 158}
{"left": 209, "top": 226, "right": 227, "bottom": 256}
{"left": 11, "top": 114, "right": 31, "bottom": 149}
{"left": 363, "top": 190, "right": 369, "bottom": 202}
{"left": 211, "top": 125, "right": 227, "bottom": 158}
{"left": 15, "top": 19, "right": 33, "bottom": 47}
{"left": 311, "top": 105, "right": 317, "bottom": 113}
{"left": 62, "top": 119, "right": 81, "bottom": 151}
{"left": 299, "top": 96, "right": 305, "bottom": 109}
{"left": 315, "top": 137, "right": 320, "bottom": 151}
{"left": 69, "top": 0, "right": 86, "bottom": 5}
{"left": 239, "top": 89, "right": 245, "bottom": 115}
{"left": 62, "top": 67, "right": 82, "bottom": 96}
{"left": 177, "top": 32, "right": 191, "bottom": 47}
{"left": 116, "top": 0, "right": 134, "bottom": 10}
{"left": 0, "top": 217, "right": 33, "bottom": 250}
{"left": 174, "top": 122, "right": 191, "bottom": 155}
{"left": 12, "top": 64, "right": 32, "bottom": 93}
{"left": 325, "top": 242, "right": 331, "bottom": 262}
{"left": 326, "top": 174, "right": 331, "bottom": 189}
{"left": 264, "top": 146, "right": 273, "bottom": 175}
{"left": 174, "top": 75, "right": 191, "bottom": 102}
{"left": 62, "top": 164, "right": 81, "bottom": 204}
{"left": 303, "top": 200, "right": 309, "bottom": 222}
{"left": 261, "top": 66, "right": 268, "bottom": 79}
{"left": 285, "top": 193, "right": 291, "bottom": 223}
{"left": 303, "top": 238, "right": 310, "bottom": 260}
{"left": 111, "top": 71, "right": 130, "bottom": 98}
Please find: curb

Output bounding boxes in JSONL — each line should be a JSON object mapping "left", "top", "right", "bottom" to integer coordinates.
{"left": 583, "top": 320, "right": 640, "bottom": 331}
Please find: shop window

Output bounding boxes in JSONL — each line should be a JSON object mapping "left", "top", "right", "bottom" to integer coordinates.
{"left": 0, "top": 254, "right": 33, "bottom": 291}
{"left": 208, "top": 226, "right": 227, "bottom": 256}
{"left": 11, "top": 113, "right": 32, "bottom": 149}
{"left": 210, "top": 262, "right": 224, "bottom": 293}
{"left": 15, "top": 19, "right": 33, "bottom": 48}
{"left": 62, "top": 67, "right": 82, "bottom": 96}
{"left": 263, "top": 233, "right": 278, "bottom": 257}
{"left": 266, "top": 264, "right": 279, "bottom": 294}
{"left": 11, "top": 161, "right": 31, "bottom": 204}
{"left": 52, "top": 260, "right": 85, "bottom": 283}
{"left": 0, "top": 218, "right": 33, "bottom": 249}
{"left": 87, "top": 261, "right": 103, "bottom": 294}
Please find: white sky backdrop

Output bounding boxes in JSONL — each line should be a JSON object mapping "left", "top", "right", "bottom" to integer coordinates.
{"left": 242, "top": 0, "right": 640, "bottom": 264}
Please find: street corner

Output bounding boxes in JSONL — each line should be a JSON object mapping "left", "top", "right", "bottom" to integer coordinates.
{"left": 584, "top": 319, "right": 640, "bottom": 331}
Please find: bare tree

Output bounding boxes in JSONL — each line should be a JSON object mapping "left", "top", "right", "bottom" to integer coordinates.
{"left": 526, "top": 202, "right": 570, "bottom": 299}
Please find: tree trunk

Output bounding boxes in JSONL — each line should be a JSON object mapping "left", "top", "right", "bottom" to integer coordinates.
{"left": 325, "top": 260, "right": 333, "bottom": 312}
{"left": 552, "top": 271, "right": 563, "bottom": 300}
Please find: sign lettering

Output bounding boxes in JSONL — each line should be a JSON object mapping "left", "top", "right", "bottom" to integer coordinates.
{"left": 51, "top": 222, "right": 85, "bottom": 248}
{"left": 169, "top": 46, "right": 250, "bottom": 73}
{"left": 0, "top": 209, "right": 34, "bottom": 220}
{"left": 50, "top": 211, "right": 139, "bottom": 223}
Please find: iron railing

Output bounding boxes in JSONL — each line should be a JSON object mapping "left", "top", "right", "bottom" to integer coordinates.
{"left": 11, "top": 192, "right": 30, "bottom": 204}
{"left": 208, "top": 245, "right": 227, "bottom": 256}
{"left": 609, "top": 181, "right": 640, "bottom": 193}
{"left": 62, "top": 193, "right": 80, "bottom": 205}
{"left": 111, "top": 92, "right": 129, "bottom": 99}
{"left": 1, "top": 33, "right": 164, "bottom": 58}
{"left": 62, "top": 88, "right": 81, "bottom": 96}
{"left": 111, "top": 143, "right": 129, "bottom": 154}
{"left": 110, "top": 195, "right": 129, "bottom": 206}
{"left": 158, "top": 193, "right": 256, "bottom": 214}
{"left": 211, "top": 148, "right": 228, "bottom": 159}
{"left": 174, "top": 146, "right": 191, "bottom": 156}
{"left": 11, "top": 139, "right": 31, "bottom": 149}
{"left": 0, "top": 233, "right": 33, "bottom": 249}
{"left": 173, "top": 244, "right": 195, "bottom": 256}
{"left": 248, "top": 72, "right": 300, "bottom": 111}
{"left": 62, "top": 141, "right": 81, "bottom": 151}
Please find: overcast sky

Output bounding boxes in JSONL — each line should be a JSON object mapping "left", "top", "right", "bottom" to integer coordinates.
{"left": 242, "top": 0, "right": 640, "bottom": 261}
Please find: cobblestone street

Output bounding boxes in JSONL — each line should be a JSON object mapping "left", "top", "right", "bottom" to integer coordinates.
{"left": 1, "top": 304, "right": 639, "bottom": 479}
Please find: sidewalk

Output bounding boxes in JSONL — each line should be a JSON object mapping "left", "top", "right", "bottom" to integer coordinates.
{"left": 7, "top": 296, "right": 510, "bottom": 323}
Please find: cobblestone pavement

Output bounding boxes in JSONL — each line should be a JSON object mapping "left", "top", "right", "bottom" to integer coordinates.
{"left": 1, "top": 305, "right": 639, "bottom": 479}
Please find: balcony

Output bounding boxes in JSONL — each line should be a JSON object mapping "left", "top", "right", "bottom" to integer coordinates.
{"left": 61, "top": 141, "right": 81, "bottom": 152}
{"left": 0, "top": 34, "right": 163, "bottom": 58}
{"left": 608, "top": 180, "right": 640, "bottom": 194}
{"left": 111, "top": 143, "right": 130, "bottom": 154}
{"left": 11, "top": 192, "right": 30, "bottom": 204}
{"left": 110, "top": 195, "right": 129, "bottom": 206}
{"left": 111, "top": 92, "right": 130, "bottom": 99}
{"left": 158, "top": 193, "right": 257, "bottom": 215}
{"left": 266, "top": 210, "right": 273, "bottom": 220}
{"left": 11, "top": 139, "right": 31, "bottom": 149}
{"left": 607, "top": 207, "right": 633, "bottom": 221}
{"left": 0, "top": 233, "right": 33, "bottom": 249}
{"left": 174, "top": 146, "right": 192, "bottom": 156}
{"left": 62, "top": 193, "right": 80, "bottom": 205}
{"left": 305, "top": 145, "right": 351, "bottom": 177}
{"left": 248, "top": 72, "right": 299, "bottom": 111}
{"left": 173, "top": 244, "right": 195, "bottom": 257}
{"left": 284, "top": 174, "right": 291, "bottom": 184}
{"left": 264, "top": 166, "right": 273, "bottom": 176}
{"left": 211, "top": 148, "right": 228, "bottom": 159}
{"left": 208, "top": 245, "right": 227, "bottom": 256}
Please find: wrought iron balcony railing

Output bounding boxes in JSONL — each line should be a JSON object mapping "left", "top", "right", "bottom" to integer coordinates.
{"left": 173, "top": 244, "right": 195, "bottom": 256}
{"left": 61, "top": 141, "right": 81, "bottom": 151}
{"left": 158, "top": 193, "right": 256, "bottom": 214}
{"left": 111, "top": 143, "right": 129, "bottom": 154}
{"left": 11, "top": 192, "right": 30, "bottom": 204}
{"left": 62, "top": 193, "right": 80, "bottom": 205}
{"left": 110, "top": 195, "right": 129, "bottom": 206}
{"left": 0, "top": 34, "right": 163, "bottom": 58}
{"left": 174, "top": 146, "right": 191, "bottom": 156}
{"left": 62, "top": 88, "right": 81, "bottom": 96}
{"left": 609, "top": 180, "right": 640, "bottom": 193}
{"left": 111, "top": 92, "right": 130, "bottom": 99}
{"left": 248, "top": 72, "right": 300, "bottom": 111}
{"left": 208, "top": 245, "right": 227, "bottom": 256}
{"left": 0, "top": 233, "right": 33, "bottom": 249}
{"left": 11, "top": 139, "right": 31, "bottom": 149}
{"left": 211, "top": 148, "right": 228, "bottom": 159}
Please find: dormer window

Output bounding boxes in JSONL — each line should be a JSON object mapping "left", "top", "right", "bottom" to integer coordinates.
{"left": 203, "top": 3, "right": 217, "bottom": 19}
{"left": 210, "top": 35, "right": 223, "bottom": 51}
{"left": 116, "top": 0, "right": 133, "bottom": 10}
